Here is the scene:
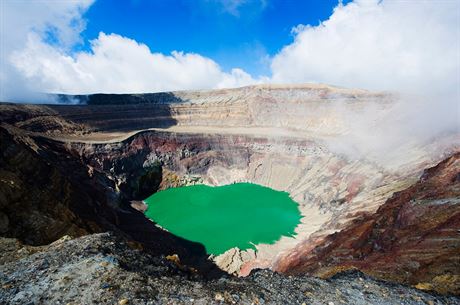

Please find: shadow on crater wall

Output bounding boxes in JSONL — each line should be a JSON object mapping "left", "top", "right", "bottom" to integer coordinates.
{"left": 115, "top": 202, "right": 225, "bottom": 278}
{"left": 57, "top": 92, "right": 186, "bottom": 105}
{"left": 0, "top": 127, "right": 224, "bottom": 279}
{"left": 50, "top": 92, "right": 183, "bottom": 132}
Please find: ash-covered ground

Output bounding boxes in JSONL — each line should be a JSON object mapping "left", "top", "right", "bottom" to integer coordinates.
{"left": 1, "top": 232, "right": 458, "bottom": 305}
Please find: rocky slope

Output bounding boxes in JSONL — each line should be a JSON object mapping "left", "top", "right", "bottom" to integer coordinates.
{"left": 1, "top": 84, "right": 459, "bottom": 300}
{"left": 277, "top": 152, "right": 460, "bottom": 295}
{"left": 0, "top": 124, "right": 222, "bottom": 274}
{"left": 1, "top": 232, "right": 459, "bottom": 305}
{"left": 2, "top": 84, "right": 390, "bottom": 136}
{"left": 0, "top": 124, "right": 105, "bottom": 245}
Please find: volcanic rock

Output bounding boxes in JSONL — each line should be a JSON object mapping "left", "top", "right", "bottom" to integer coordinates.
{"left": 0, "top": 84, "right": 459, "bottom": 300}
{"left": 277, "top": 153, "right": 460, "bottom": 295}
{"left": 1, "top": 232, "right": 458, "bottom": 305}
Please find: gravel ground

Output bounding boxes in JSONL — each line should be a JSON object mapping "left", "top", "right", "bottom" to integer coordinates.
{"left": 1, "top": 232, "right": 458, "bottom": 305}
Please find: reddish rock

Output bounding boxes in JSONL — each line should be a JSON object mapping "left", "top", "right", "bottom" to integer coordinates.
{"left": 278, "top": 153, "right": 460, "bottom": 295}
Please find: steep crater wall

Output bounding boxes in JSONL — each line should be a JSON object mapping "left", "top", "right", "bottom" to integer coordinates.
{"left": 1, "top": 84, "right": 458, "bottom": 292}
{"left": 67, "top": 129, "right": 434, "bottom": 274}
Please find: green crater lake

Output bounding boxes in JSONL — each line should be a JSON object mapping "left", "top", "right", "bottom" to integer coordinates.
{"left": 144, "top": 183, "right": 302, "bottom": 255}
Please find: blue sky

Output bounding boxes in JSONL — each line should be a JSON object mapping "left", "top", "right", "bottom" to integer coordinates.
{"left": 80, "top": 0, "right": 350, "bottom": 76}
{"left": 1, "top": 0, "right": 458, "bottom": 102}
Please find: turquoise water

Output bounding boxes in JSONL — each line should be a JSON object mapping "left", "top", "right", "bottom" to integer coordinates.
{"left": 144, "top": 183, "right": 302, "bottom": 255}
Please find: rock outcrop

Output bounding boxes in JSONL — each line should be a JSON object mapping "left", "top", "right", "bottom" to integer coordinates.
{"left": 0, "top": 125, "right": 105, "bottom": 245}
{"left": 0, "top": 125, "right": 223, "bottom": 274}
{"left": 1, "top": 232, "right": 459, "bottom": 305}
{"left": 276, "top": 153, "right": 460, "bottom": 295}
{"left": 0, "top": 84, "right": 459, "bottom": 299}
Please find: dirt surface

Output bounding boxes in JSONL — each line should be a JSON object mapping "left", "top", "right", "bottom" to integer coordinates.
{"left": 1, "top": 232, "right": 458, "bottom": 305}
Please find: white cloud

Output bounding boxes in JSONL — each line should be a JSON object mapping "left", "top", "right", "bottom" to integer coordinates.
{"left": 11, "top": 32, "right": 262, "bottom": 95}
{"left": 271, "top": 0, "right": 460, "bottom": 160}
{"left": 271, "top": 0, "right": 460, "bottom": 96}
{"left": 0, "top": 0, "right": 94, "bottom": 101}
{"left": 217, "top": 0, "right": 248, "bottom": 16}
{"left": 1, "top": 0, "right": 261, "bottom": 101}
{"left": 212, "top": 0, "right": 267, "bottom": 16}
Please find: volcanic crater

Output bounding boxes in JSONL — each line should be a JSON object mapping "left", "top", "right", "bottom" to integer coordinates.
{"left": 1, "top": 84, "right": 459, "bottom": 302}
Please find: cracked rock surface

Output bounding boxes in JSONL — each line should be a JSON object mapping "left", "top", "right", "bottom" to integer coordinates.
{"left": 1, "top": 232, "right": 459, "bottom": 305}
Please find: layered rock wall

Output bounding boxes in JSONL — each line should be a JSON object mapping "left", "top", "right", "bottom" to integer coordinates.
{"left": 1, "top": 84, "right": 458, "bottom": 293}
{"left": 66, "top": 128, "right": 440, "bottom": 275}
{"left": 277, "top": 153, "right": 460, "bottom": 294}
